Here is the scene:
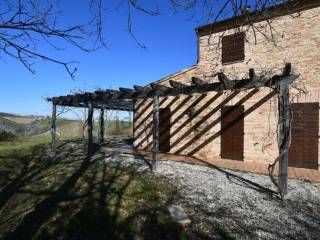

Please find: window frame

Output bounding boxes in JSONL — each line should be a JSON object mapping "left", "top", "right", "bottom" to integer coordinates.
{"left": 221, "top": 32, "right": 245, "bottom": 65}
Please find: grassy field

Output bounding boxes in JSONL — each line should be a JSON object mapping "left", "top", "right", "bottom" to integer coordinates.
{"left": 2, "top": 116, "right": 36, "bottom": 124}
{"left": 94, "top": 120, "right": 133, "bottom": 136}
{"left": 34, "top": 118, "right": 76, "bottom": 129}
{"left": 0, "top": 136, "right": 189, "bottom": 239}
{"left": 0, "top": 112, "right": 133, "bottom": 140}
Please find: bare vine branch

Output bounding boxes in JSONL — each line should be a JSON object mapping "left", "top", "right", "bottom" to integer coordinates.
{"left": 0, "top": 0, "right": 107, "bottom": 79}
{"left": 0, "top": 0, "right": 294, "bottom": 78}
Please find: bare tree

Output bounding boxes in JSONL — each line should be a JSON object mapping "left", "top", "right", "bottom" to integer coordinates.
{"left": 119, "top": 0, "right": 290, "bottom": 44}
{"left": 0, "top": 0, "right": 106, "bottom": 79}
{"left": 0, "top": 0, "right": 290, "bottom": 78}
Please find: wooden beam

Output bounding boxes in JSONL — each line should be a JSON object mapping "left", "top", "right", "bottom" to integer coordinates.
{"left": 152, "top": 96, "right": 159, "bottom": 170}
{"left": 277, "top": 77, "right": 291, "bottom": 197}
{"left": 119, "top": 87, "right": 134, "bottom": 93}
{"left": 105, "top": 89, "right": 119, "bottom": 94}
{"left": 277, "top": 64, "right": 293, "bottom": 197}
{"left": 133, "top": 85, "right": 144, "bottom": 91}
{"left": 50, "top": 74, "right": 298, "bottom": 105}
{"left": 51, "top": 102, "right": 57, "bottom": 149}
{"left": 150, "top": 83, "right": 171, "bottom": 91}
{"left": 82, "top": 108, "right": 87, "bottom": 140}
{"left": 191, "top": 77, "right": 206, "bottom": 85}
{"left": 47, "top": 64, "right": 297, "bottom": 103}
{"left": 217, "top": 72, "right": 229, "bottom": 89}
{"left": 99, "top": 109, "right": 104, "bottom": 144}
{"left": 57, "top": 75, "right": 297, "bottom": 105}
{"left": 52, "top": 97, "right": 133, "bottom": 111}
{"left": 283, "top": 63, "right": 291, "bottom": 76}
{"left": 249, "top": 69, "right": 256, "bottom": 79}
{"left": 87, "top": 100, "right": 94, "bottom": 155}
{"left": 169, "top": 80, "right": 187, "bottom": 88}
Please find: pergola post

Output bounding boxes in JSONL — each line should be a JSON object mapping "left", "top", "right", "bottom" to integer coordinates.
{"left": 277, "top": 67, "right": 292, "bottom": 197}
{"left": 51, "top": 102, "right": 57, "bottom": 149}
{"left": 82, "top": 108, "right": 87, "bottom": 139}
{"left": 87, "top": 101, "right": 94, "bottom": 155}
{"left": 99, "top": 108, "right": 104, "bottom": 144}
{"left": 152, "top": 96, "right": 159, "bottom": 170}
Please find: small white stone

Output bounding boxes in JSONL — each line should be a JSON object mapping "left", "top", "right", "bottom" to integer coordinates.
{"left": 168, "top": 205, "right": 191, "bottom": 225}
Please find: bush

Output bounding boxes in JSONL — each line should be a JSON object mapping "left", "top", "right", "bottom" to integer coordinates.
{"left": 0, "top": 130, "right": 16, "bottom": 141}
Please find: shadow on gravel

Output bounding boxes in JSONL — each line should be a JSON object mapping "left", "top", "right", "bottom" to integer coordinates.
{"left": 190, "top": 157, "right": 281, "bottom": 199}
{"left": 182, "top": 157, "right": 320, "bottom": 239}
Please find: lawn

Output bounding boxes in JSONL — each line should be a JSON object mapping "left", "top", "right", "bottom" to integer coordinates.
{"left": 0, "top": 138, "right": 188, "bottom": 240}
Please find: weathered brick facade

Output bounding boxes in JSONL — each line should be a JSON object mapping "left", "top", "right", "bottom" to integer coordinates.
{"left": 133, "top": 2, "right": 320, "bottom": 170}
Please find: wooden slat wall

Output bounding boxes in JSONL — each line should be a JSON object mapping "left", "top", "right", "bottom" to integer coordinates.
{"left": 289, "top": 103, "right": 319, "bottom": 169}
{"left": 221, "top": 105, "right": 244, "bottom": 160}
{"left": 221, "top": 32, "right": 245, "bottom": 65}
{"left": 159, "top": 108, "right": 171, "bottom": 152}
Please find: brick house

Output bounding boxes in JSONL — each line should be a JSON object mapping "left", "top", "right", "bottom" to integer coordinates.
{"left": 133, "top": 0, "right": 320, "bottom": 170}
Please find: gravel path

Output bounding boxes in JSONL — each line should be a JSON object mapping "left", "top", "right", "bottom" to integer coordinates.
{"left": 105, "top": 152, "right": 320, "bottom": 240}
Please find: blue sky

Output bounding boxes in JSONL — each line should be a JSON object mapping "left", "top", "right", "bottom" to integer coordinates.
{"left": 1, "top": 0, "right": 245, "bottom": 117}
{"left": 0, "top": 0, "right": 204, "bottom": 117}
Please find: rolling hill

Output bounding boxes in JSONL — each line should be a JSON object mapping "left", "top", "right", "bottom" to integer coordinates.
{"left": 0, "top": 112, "right": 133, "bottom": 140}
{"left": 0, "top": 113, "right": 81, "bottom": 138}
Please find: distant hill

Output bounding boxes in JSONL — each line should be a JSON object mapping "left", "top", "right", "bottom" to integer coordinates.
{"left": 2, "top": 116, "right": 37, "bottom": 124}
{"left": 0, "top": 116, "right": 25, "bottom": 135}
{"left": 0, "top": 112, "right": 20, "bottom": 117}
{"left": 0, "top": 113, "right": 79, "bottom": 137}
{"left": 0, "top": 112, "right": 47, "bottom": 120}
{"left": 0, "top": 112, "right": 133, "bottom": 138}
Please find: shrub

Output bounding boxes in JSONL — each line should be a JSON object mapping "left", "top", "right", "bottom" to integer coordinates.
{"left": 0, "top": 130, "right": 16, "bottom": 141}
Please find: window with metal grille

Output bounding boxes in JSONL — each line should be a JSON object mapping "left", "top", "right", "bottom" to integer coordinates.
{"left": 221, "top": 32, "right": 245, "bottom": 64}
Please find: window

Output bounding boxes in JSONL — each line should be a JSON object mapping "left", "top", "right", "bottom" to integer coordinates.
{"left": 288, "top": 103, "right": 319, "bottom": 169}
{"left": 221, "top": 32, "right": 245, "bottom": 64}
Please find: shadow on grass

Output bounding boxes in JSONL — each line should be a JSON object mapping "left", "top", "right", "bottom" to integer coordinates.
{"left": 0, "top": 140, "right": 188, "bottom": 240}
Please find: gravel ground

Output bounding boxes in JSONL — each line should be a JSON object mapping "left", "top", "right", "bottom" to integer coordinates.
{"left": 104, "top": 152, "right": 320, "bottom": 240}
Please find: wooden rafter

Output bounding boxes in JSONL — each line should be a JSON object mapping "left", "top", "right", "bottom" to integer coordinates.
{"left": 169, "top": 80, "right": 187, "bottom": 88}
{"left": 48, "top": 69, "right": 297, "bottom": 108}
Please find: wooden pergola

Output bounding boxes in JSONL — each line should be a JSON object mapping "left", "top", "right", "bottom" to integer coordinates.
{"left": 47, "top": 63, "right": 297, "bottom": 196}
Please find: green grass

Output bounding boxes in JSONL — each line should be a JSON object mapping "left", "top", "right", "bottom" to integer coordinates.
{"left": 34, "top": 119, "right": 75, "bottom": 129}
{"left": 0, "top": 134, "right": 51, "bottom": 156}
{"left": 33, "top": 118, "right": 133, "bottom": 138}
{"left": 0, "top": 132, "right": 81, "bottom": 157}
{"left": 93, "top": 120, "right": 133, "bottom": 136}
{"left": 0, "top": 138, "right": 189, "bottom": 240}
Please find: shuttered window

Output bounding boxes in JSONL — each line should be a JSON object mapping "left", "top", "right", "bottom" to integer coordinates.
{"left": 159, "top": 108, "right": 171, "bottom": 152}
{"left": 221, "top": 105, "right": 244, "bottom": 161}
{"left": 289, "top": 103, "right": 319, "bottom": 169}
{"left": 221, "top": 32, "right": 245, "bottom": 64}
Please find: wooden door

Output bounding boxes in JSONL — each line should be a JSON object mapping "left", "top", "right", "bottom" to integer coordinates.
{"left": 159, "top": 108, "right": 171, "bottom": 152}
{"left": 289, "top": 103, "right": 319, "bottom": 169}
{"left": 221, "top": 105, "right": 244, "bottom": 160}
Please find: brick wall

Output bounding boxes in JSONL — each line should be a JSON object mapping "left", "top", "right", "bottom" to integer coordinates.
{"left": 133, "top": 6, "right": 320, "bottom": 169}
